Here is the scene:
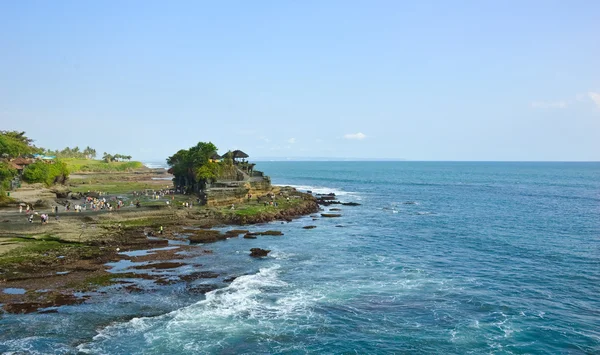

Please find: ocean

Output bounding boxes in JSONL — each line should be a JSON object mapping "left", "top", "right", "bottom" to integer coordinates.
{"left": 1, "top": 162, "right": 599, "bottom": 354}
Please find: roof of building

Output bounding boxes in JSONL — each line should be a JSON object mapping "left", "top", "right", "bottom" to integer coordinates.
{"left": 232, "top": 150, "right": 249, "bottom": 158}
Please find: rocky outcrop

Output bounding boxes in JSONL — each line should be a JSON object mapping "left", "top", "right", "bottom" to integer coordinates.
{"left": 321, "top": 213, "right": 342, "bottom": 218}
{"left": 218, "top": 198, "right": 319, "bottom": 225}
{"left": 341, "top": 202, "right": 361, "bottom": 206}
{"left": 250, "top": 248, "right": 270, "bottom": 257}
{"left": 302, "top": 225, "right": 317, "bottom": 229}
{"left": 187, "top": 230, "right": 226, "bottom": 243}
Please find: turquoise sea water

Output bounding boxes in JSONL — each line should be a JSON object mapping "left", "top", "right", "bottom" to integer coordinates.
{"left": 1, "top": 162, "right": 599, "bottom": 354}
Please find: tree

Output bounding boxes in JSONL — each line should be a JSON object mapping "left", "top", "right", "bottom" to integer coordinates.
{"left": 166, "top": 142, "right": 218, "bottom": 193}
{"left": 102, "top": 152, "right": 113, "bottom": 163}
{"left": 0, "top": 131, "right": 38, "bottom": 158}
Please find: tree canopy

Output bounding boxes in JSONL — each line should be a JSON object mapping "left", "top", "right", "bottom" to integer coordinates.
{"left": 0, "top": 130, "right": 38, "bottom": 158}
{"left": 166, "top": 141, "right": 219, "bottom": 192}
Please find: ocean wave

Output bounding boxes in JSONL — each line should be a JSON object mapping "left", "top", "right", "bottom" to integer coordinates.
{"left": 78, "top": 265, "right": 321, "bottom": 354}
{"left": 278, "top": 184, "right": 358, "bottom": 197}
{"left": 142, "top": 162, "right": 168, "bottom": 169}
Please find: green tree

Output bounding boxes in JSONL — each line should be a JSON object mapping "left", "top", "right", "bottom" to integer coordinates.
{"left": 0, "top": 131, "right": 37, "bottom": 158}
{"left": 166, "top": 142, "right": 218, "bottom": 193}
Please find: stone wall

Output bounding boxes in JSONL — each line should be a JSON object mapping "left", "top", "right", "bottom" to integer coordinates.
{"left": 205, "top": 179, "right": 272, "bottom": 207}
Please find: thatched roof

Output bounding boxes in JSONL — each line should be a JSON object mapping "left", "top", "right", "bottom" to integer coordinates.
{"left": 232, "top": 150, "right": 249, "bottom": 159}
{"left": 210, "top": 152, "right": 222, "bottom": 160}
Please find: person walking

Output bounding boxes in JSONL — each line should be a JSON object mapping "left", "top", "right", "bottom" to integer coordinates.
{"left": 19, "top": 205, "right": 23, "bottom": 213}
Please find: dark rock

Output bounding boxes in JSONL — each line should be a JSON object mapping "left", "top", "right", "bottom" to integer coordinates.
{"left": 226, "top": 229, "right": 249, "bottom": 236}
{"left": 243, "top": 234, "right": 257, "bottom": 239}
{"left": 303, "top": 225, "right": 317, "bottom": 229}
{"left": 250, "top": 248, "right": 271, "bottom": 257}
{"left": 188, "top": 230, "right": 226, "bottom": 243}
{"left": 341, "top": 202, "right": 361, "bottom": 206}
{"left": 312, "top": 218, "right": 318, "bottom": 221}
{"left": 245, "top": 230, "right": 283, "bottom": 236}
{"left": 321, "top": 213, "right": 342, "bottom": 218}
{"left": 180, "top": 271, "right": 219, "bottom": 282}
{"left": 329, "top": 208, "right": 342, "bottom": 211}
{"left": 187, "top": 284, "right": 219, "bottom": 294}
{"left": 261, "top": 230, "right": 283, "bottom": 236}
{"left": 124, "top": 285, "right": 144, "bottom": 292}
{"left": 335, "top": 225, "right": 344, "bottom": 228}
{"left": 223, "top": 276, "right": 238, "bottom": 283}
{"left": 134, "top": 262, "right": 186, "bottom": 270}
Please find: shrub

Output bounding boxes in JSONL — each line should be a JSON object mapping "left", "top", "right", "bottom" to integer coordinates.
{"left": 23, "top": 160, "right": 69, "bottom": 186}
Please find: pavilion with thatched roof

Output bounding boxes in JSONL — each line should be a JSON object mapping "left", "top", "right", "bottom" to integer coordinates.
{"left": 231, "top": 150, "right": 249, "bottom": 161}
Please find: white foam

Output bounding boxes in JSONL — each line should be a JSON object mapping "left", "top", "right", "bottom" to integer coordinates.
{"left": 142, "top": 162, "right": 168, "bottom": 169}
{"left": 278, "top": 184, "right": 358, "bottom": 197}
{"left": 79, "top": 265, "right": 321, "bottom": 353}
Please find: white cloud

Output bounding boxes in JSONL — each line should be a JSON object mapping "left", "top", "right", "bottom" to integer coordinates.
{"left": 258, "top": 136, "right": 270, "bottom": 143}
{"left": 288, "top": 138, "right": 296, "bottom": 144}
{"left": 530, "top": 100, "right": 568, "bottom": 109}
{"left": 344, "top": 132, "right": 367, "bottom": 140}
{"left": 589, "top": 92, "right": 600, "bottom": 109}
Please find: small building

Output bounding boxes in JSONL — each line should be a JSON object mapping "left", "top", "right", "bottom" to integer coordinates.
{"left": 9, "top": 157, "right": 34, "bottom": 175}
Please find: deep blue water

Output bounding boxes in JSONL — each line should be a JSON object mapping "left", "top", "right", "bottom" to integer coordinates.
{"left": 1, "top": 162, "right": 599, "bottom": 354}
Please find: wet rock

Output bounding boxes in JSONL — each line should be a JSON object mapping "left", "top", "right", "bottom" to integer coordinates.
{"left": 225, "top": 229, "right": 249, "bottom": 236}
{"left": 335, "top": 225, "right": 344, "bottom": 227}
{"left": 133, "top": 262, "right": 186, "bottom": 270}
{"left": 243, "top": 234, "right": 257, "bottom": 239}
{"left": 303, "top": 225, "right": 317, "bottom": 229}
{"left": 321, "top": 213, "right": 342, "bottom": 218}
{"left": 261, "top": 230, "right": 283, "bottom": 236}
{"left": 180, "top": 271, "right": 219, "bottom": 282}
{"left": 124, "top": 285, "right": 144, "bottom": 292}
{"left": 341, "top": 202, "right": 361, "bottom": 206}
{"left": 250, "top": 248, "right": 271, "bottom": 257}
{"left": 188, "top": 230, "right": 226, "bottom": 243}
{"left": 329, "top": 208, "right": 342, "bottom": 211}
{"left": 3, "top": 293, "right": 88, "bottom": 314}
{"left": 245, "top": 230, "right": 283, "bottom": 236}
{"left": 223, "top": 276, "right": 238, "bottom": 283}
{"left": 187, "top": 284, "right": 219, "bottom": 294}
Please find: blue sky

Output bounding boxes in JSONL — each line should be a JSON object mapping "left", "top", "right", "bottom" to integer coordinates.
{"left": 1, "top": 1, "right": 599, "bottom": 161}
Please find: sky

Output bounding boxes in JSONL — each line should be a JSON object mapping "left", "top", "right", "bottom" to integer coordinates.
{"left": 1, "top": 1, "right": 599, "bottom": 161}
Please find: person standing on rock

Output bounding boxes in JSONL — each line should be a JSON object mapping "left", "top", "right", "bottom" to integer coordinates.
{"left": 26, "top": 205, "right": 30, "bottom": 214}
{"left": 19, "top": 205, "right": 22, "bottom": 213}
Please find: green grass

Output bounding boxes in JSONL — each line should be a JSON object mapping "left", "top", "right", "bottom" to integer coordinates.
{"left": 220, "top": 197, "right": 304, "bottom": 217}
{"left": 63, "top": 158, "right": 144, "bottom": 173}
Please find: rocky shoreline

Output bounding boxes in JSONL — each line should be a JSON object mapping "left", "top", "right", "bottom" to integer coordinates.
{"left": 0, "top": 187, "right": 324, "bottom": 314}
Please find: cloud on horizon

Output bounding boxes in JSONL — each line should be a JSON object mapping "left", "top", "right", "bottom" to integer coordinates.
{"left": 589, "top": 92, "right": 600, "bottom": 109}
{"left": 344, "top": 132, "right": 367, "bottom": 140}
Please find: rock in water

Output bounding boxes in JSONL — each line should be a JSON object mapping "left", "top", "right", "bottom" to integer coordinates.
{"left": 303, "top": 225, "right": 317, "bottom": 229}
{"left": 188, "top": 230, "right": 225, "bottom": 243}
{"left": 250, "top": 248, "right": 271, "bottom": 257}
{"left": 321, "top": 213, "right": 342, "bottom": 218}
